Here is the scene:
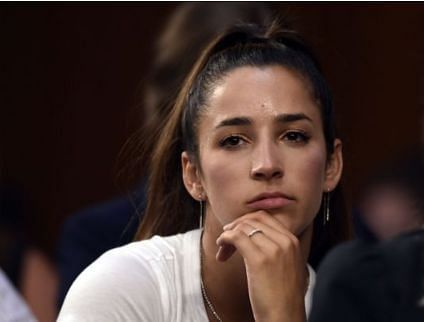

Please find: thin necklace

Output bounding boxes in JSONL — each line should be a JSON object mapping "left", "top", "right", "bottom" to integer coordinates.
{"left": 200, "top": 231, "right": 223, "bottom": 322}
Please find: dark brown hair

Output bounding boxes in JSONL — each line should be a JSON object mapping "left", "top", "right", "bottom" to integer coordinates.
{"left": 136, "top": 22, "right": 351, "bottom": 268}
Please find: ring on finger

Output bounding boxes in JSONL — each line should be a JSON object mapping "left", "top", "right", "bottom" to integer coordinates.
{"left": 248, "top": 228, "right": 263, "bottom": 238}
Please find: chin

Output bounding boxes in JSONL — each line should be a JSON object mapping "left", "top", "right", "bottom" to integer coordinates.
{"left": 273, "top": 214, "right": 312, "bottom": 237}
{"left": 270, "top": 212, "right": 298, "bottom": 233}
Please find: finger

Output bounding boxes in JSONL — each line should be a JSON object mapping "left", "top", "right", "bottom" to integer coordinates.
{"left": 224, "top": 211, "right": 299, "bottom": 244}
{"left": 230, "top": 222, "right": 307, "bottom": 292}
{"left": 232, "top": 221, "right": 288, "bottom": 257}
{"left": 217, "top": 222, "right": 268, "bottom": 261}
{"left": 224, "top": 211, "right": 286, "bottom": 233}
{"left": 217, "top": 222, "right": 286, "bottom": 268}
{"left": 216, "top": 226, "right": 263, "bottom": 262}
{"left": 216, "top": 244, "right": 236, "bottom": 262}
{"left": 225, "top": 219, "right": 304, "bottom": 275}
{"left": 216, "top": 221, "right": 257, "bottom": 261}
{"left": 226, "top": 211, "right": 299, "bottom": 246}
{"left": 239, "top": 218, "right": 300, "bottom": 249}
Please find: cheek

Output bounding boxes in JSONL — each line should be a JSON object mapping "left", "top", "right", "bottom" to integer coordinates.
{"left": 202, "top": 158, "right": 228, "bottom": 190}
{"left": 289, "top": 147, "right": 327, "bottom": 214}
{"left": 303, "top": 151, "right": 327, "bottom": 183}
{"left": 199, "top": 152, "right": 246, "bottom": 222}
{"left": 198, "top": 132, "right": 246, "bottom": 191}
{"left": 200, "top": 153, "right": 240, "bottom": 199}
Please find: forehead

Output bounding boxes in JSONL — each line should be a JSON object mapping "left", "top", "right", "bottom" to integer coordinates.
{"left": 203, "top": 65, "right": 320, "bottom": 123}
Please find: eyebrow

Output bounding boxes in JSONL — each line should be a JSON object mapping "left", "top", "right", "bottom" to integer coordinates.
{"left": 215, "top": 113, "right": 312, "bottom": 129}
{"left": 215, "top": 117, "right": 251, "bottom": 129}
{"left": 276, "top": 113, "right": 312, "bottom": 124}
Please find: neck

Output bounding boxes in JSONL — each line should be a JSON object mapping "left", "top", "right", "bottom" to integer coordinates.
{"left": 201, "top": 227, "right": 253, "bottom": 321}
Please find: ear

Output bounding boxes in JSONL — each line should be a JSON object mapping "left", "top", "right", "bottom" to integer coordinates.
{"left": 182, "top": 151, "right": 204, "bottom": 200}
{"left": 324, "top": 139, "right": 343, "bottom": 192}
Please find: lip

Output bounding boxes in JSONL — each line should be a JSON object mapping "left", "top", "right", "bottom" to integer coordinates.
{"left": 246, "top": 192, "right": 295, "bottom": 210}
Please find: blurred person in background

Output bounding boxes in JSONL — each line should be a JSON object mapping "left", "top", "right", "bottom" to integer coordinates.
{"left": 0, "top": 183, "right": 57, "bottom": 322}
{"left": 56, "top": 2, "right": 273, "bottom": 310}
{"left": 357, "top": 156, "right": 424, "bottom": 241}
{"left": 353, "top": 104, "right": 424, "bottom": 242}
{"left": 310, "top": 227, "right": 424, "bottom": 322}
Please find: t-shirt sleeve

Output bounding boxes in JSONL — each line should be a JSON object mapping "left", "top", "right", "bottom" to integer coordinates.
{"left": 57, "top": 246, "right": 163, "bottom": 322}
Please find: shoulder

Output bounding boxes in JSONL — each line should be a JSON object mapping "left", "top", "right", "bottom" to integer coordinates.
{"left": 318, "top": 230, "right": 424, "bottom": 280}
{"left": 316, "top": 239, "right": 377, "bottom": 280}
{"left": 314, "top": 238, "right": 391, "bottom": 304}
{"left": 57, "top": 239, "right": 162, "bottom": 321}
{"left": 310, "top": 240, "right": 383, "bottom": 322}
{"left": 58, "top": 229, "right": 201, "bottom": 322}
{"left": 310, "top": 234, "right": 424, "bottom": 322}
{"left": 380, "top": 229, "right": 424, "bottom": 260}
{"left": 56, "top": 196, "right": 143, "bottom": 306}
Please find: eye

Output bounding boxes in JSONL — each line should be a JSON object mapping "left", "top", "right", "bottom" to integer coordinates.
{"left": 219, "top": 135, "right": 246, "bottom": 149}
{"left": 282, "top": 131, "right": 310, "bottom": 144}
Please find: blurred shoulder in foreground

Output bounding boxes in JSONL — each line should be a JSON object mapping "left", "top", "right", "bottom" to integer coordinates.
{"left": 309, "top": 229, "right": 424, "bottom": 322}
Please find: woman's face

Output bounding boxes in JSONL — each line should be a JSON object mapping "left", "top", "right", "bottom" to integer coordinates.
{"left": 183, "top": 65, "right": 342, "bottom": 236}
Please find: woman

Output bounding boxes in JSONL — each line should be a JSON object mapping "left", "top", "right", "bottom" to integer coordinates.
{"left": 58, "top": 22, "right": 349, "bottom": 322}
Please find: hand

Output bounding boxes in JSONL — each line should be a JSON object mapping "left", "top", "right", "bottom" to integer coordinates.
{"left": 216, "top": 211, "right": 307, "bottom": 322}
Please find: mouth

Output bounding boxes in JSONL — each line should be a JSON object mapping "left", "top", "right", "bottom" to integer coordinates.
{"left": 246, "top": 192, "right": 295, "bottom": 210}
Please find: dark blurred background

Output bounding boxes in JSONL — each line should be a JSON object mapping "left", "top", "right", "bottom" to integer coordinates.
{"left": 1, "top": 4, "right": 423, "bottom": 315}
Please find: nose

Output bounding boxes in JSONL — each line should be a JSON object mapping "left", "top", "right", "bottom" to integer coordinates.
{"left": 250, "top": 142, "right": 283, "bottom": 181}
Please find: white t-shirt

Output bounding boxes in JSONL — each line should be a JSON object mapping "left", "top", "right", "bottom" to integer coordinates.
{"left": 58, "top": 229, "right": 315, "bottom": 322}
